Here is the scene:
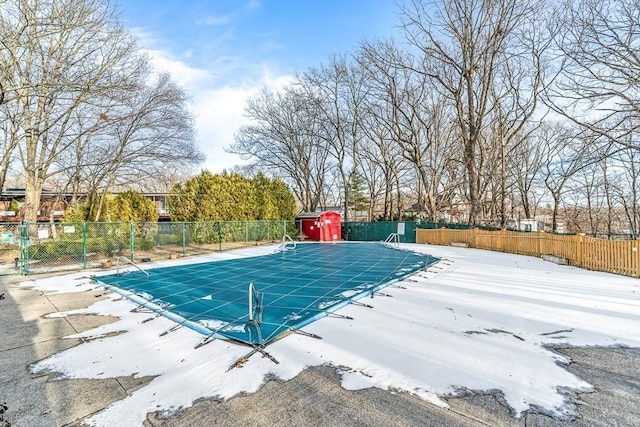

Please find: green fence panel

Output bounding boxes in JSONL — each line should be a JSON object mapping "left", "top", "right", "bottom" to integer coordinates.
{"left": 342, "top": 220, "right": 482, "bottom": 243}
{"left": 0, "top": 223, "right": 22, "bottom": 276}
{"left": 342, "top": 221, "right": 420, "bottom": 243}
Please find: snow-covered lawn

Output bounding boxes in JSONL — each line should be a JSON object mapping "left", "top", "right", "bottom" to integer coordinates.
{"left": 22, "top": 244, "right": 640, "bottom": 426}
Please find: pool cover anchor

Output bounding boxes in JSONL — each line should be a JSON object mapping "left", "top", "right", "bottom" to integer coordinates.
{"left": 194, "top": 334, "right": 217, "bottom": 349}
{"left": 194, "top": 319, "right": 246, "bottom": 349}
{"left": 291, "top": 329, "right": 322, "bottom": 340}
{"left": 327, "top": 313, "right": 353, "bottom": 320}
{"left": 226, "top": 345, "right": 279, "bottom": 372}
{"left": 159, "top": 321, "right": 185, "bottom": 337}
{"left": 373, "top": 291, "right": 393, "bottom": 297}
{"left": 131, "top": 305, "right": 157, "bottom": 314}
{"left": 351, "top": 301, "right": 374, "bottom": 309}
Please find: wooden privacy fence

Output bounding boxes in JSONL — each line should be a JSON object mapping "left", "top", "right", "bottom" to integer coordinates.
{"left": 415, "top": 228, "right": 640, "bottom": 278}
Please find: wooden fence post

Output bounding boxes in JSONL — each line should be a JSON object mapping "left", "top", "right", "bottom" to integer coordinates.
{"left": 576, "top": 233, "right": 584, "bottom": 268}
{"left": 631, "top": 237, "right": 640, "bottom": 277}
{"left": 471, "top": 228, "right": 478, "bottom": 248}
{"left": 537, "top": 231, "right": 544, "bottom": 256}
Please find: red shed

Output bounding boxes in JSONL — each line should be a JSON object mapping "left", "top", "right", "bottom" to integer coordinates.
{"left": 295, "top": 211, "right": 341, "bottom": 241}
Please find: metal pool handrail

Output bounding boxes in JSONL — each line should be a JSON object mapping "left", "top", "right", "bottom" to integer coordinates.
{"left": 383, "top": 233, "right": 400, "bottom": 248}
{"left": 280, "top": 234, "right": 297, "bottom": 251}
{"left": 115, "top": 256, "right": 149, "bottom": 277}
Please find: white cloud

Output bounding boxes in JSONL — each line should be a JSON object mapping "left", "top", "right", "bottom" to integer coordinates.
{"left": 145, "top": 49, "right": 212, "bottom": 88}
{"left": 246, "top": 0, "right": 261, "bottom": 11}
{"left": 193, "top": 86, "right": 252, "bottom": 171}
{"left": 143, "top": 48, "right": 294, "bottom": 174}
{"left": 196, "top": 15, "right": 232, "bottom": 26}
{"left": 192, "top": 71, "right": 294, "bottom": 173}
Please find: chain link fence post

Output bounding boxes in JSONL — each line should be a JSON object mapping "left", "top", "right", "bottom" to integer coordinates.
{"left": 20, "top": 222, "right": 29, "bottom": 275}
{"left": 129, "top": 221, "right": 134, "bottom": 259}
{"left": 82, "top": 222, "right": 87, "bottom": 269}
{"left": 181, "top": 222, "right": 186, "bottom": 256}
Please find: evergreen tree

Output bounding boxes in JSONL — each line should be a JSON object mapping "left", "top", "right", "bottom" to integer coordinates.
{"left": 269, "top": 177, "right": 297, "bottom": 220}
{"left": 347, "top": 171, "right": 369, "bottom": 219}
{"left": 62, "top": 190, "right": 157, "bottom": 222}
{"left": 252, "top": 173, "right": 279, "bottom": 220}
{"left": 62, "top": 194, "right": 115, "bottom": 222}
{"left": 113, "top": 191, "right": 158, "bottom": 222}
{"left": 169, "top": 171, "right": 296, "bottom": 221}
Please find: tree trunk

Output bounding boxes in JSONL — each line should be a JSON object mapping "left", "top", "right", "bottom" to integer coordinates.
{"left": 552, "top": 194, "right": 560, "bottom": 233}
{"left": 500, "top": 143, "right": 507, "bottom": 227}
{"left": 342, "top": 170, "right": 350, "bottom": 222}
{"left": 394, "top": 170, "right": 402, "bottom": 220}
{"left": 466, "top": 140, "right": 479, "bottom": 224}
{"left": 24, "top": 173, "right": 42, "bottom": 223}
{"left": 521, "top": 191, "right": 531, "bottom": 219}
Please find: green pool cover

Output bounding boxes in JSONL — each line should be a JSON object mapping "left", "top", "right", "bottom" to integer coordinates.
{"left": 96, "top": 242, "right": 438, "bottom": 346}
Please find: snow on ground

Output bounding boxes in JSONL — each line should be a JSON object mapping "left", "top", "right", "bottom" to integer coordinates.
{"left": 21, "top": 244, "right": 640, "bottom": 426}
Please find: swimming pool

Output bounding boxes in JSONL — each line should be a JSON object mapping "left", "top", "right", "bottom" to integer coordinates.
{"left": 96, "top": 242, "right": 438, "bottom": 346}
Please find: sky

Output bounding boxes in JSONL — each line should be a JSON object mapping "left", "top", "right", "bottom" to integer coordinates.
{"left": 117, "top": 0, "right": 402, "bottom": 173}
{"left": 19, "top": 244, "right": 640, "bottom": 426}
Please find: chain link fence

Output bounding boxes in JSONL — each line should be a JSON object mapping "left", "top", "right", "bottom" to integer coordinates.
{"left": 2, "top": 220, "right": 296, "bottom": 276}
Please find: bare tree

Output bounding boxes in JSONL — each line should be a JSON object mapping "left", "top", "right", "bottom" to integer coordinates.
{"left": 0, "top": 0, "right": 149, "bottom": 222}
{"left": 0, "top": 2, "right": 23, "bottom": 195}
{"left": 548, "top": 0, "right": 640, "bottom": 151}
{"left": 610, "top": 145, "right": 640, "bottom": 235}
{"left": 357, "top": 39, "right": 464, "bottom": 221}
{"left": 55, "top": 72, "right": 201, "bottom": 220}
{"left": 0, "top": 109, "right": 19, "bottom": 196}
{"left": 566, "top": 160, "right": 608, "bottom": 234}
{"left": 49, "top": 102, "right": 110, "bottom": 204}
{"left": 230, "top": 86, "right": 331, "bottom": 212}
{"left": 356, "top": 105, "right": 410, "bottom": 220}
{"left": 356, "top": 137, "right": 386, "bottom": 221}
{"left": 400, "top": 0, "right": 544, "bottom": 224}
{"left": 509, "top": 125, "right": 549, "bottom": 220}
{"left": 298, "top": 55, "right": 368, "bottom": 221}
{"left": 539, "top": 124, "right": 596, "bottom": 232}
{"left": 487, "top": 33, "right": 547, "bottom": 226}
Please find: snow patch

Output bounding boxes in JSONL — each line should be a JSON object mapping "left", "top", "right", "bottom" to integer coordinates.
{"left": 23, "top": 243, "right": 640, "bottom": 426}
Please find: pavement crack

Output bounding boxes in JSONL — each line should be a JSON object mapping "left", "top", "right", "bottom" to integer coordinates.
{"left": 447, "top": 406, "right": 499, "bottom": 426}
{"left": 0, "top": 337, "right": 63, "bottom": 353}
{"left": 41, "top": 291, "right": 83, "bottom": 337}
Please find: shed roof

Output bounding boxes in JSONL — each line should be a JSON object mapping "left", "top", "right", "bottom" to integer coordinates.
{"left": 295, "top": 211, "right": 341, "bottom": 220}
